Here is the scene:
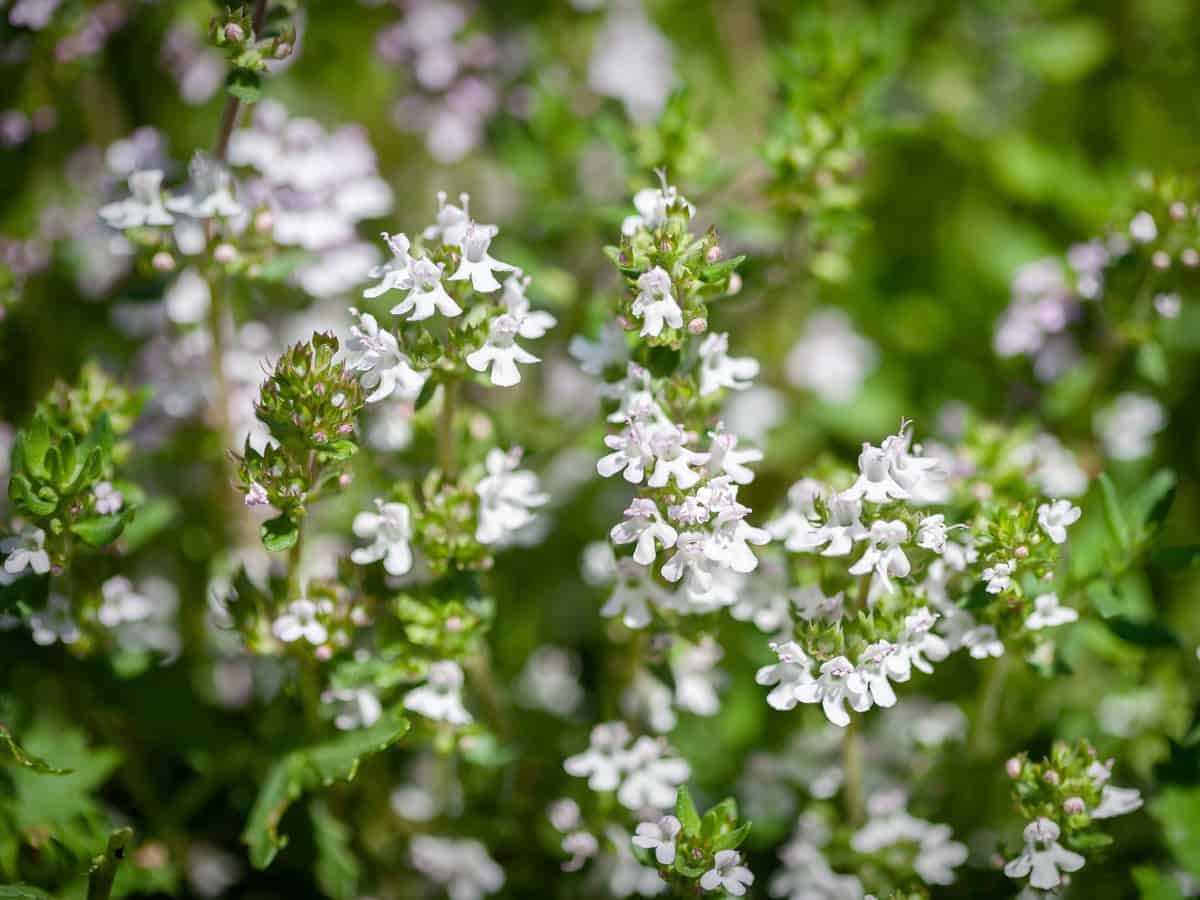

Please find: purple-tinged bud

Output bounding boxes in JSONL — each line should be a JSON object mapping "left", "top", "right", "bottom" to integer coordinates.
{"left": 337, "top": 423, "right": 354, "bottom": 435}
{"left": 618, "top": 251, "right": 630, "bottom": 266}
{"left": 1152, "top": 250, "right": 1170, "bottom": 269}
{"left": 1044, "top": 769, "right": 1060, "bottom": 786}
{"left": 446, "top": 616, "right": 464, "bottom": 633}
{"left": 1015, "top": 545, "right": 1029, "bottom": 559}
{"left": 213, "top": 242, "right": 238, "bottom": 264}
{"left": 705, "top": 245, "right": 721, "bottom": 263}
{"left": 1006, "top": 757, "right": 1022, "bottom": 779}
{"left": 152, "top": 251, "right": 175, "bottom": 272}
{"left": 728, "top": 272, "right": 743, "bottom": 295}
{"left": 1182, "top": 248, "right": 1199, "bottom": 267}
{"left": 274, "top": 42, "right": 292, "bottom": 59}
{"left": 315, "top": 645, "right": 333, "bottom": 661}
{"left": 338, "top": 473, "right": 352, "bottom": 487}
{"left": 1170, "top": 201, "right": 1188, "bottom": 220}
{"left": 254, "top": 210, "right": 275, "bottom": 233}
{"left": 313, "top": 382, "right": 326, "bottom": 395}
{"left": 687, "top": 317, "right": 707, "bottom": 335}
{"left": 312, "top": 430, "right": 327, "bottom": 443}
{"left": 224, "top": 22, "right": 245, "bottom": 43}
{"left": 660, "top": 239, "right": 671, "bottom": 254}
{"left": 1063, "top": 796, "right": 1085, "bottom": 814}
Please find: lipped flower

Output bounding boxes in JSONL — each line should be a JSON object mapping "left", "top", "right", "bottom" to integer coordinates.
{"left": 601, "top": 559, "right": 666, "bottom": 629}
{"left": 795, "top": 656, "right": 870, "bottom": 728}
{"left": 564, "top": 721, "right": 632, "bottom": 792}
{"left": 474, "top": 447, "right": 548, "bottom": 546}
{"left": 362, "top": 232, "right": 414, "bottom": 298}
{"left": 390, "top": 257, "right": 462, "bottom": 321}
{"left": 166, "top": 153, "right": 242, "bottom": 219}
{"left": 466, "top": 314, "right": 540, "bottom": 387}
{"left": 631, "top": 267, "right": 683, "bottom": 338}
{"left": 756, "top": 641, "right": 816, "bottom": 710}
{"left": 850, "top": 641, "right": 908, "bottom": 708}
{"left": 632, "top": 815, "right": 681, "bottom": 865}
{"left": 646, "top": 425, "right": 709, "bottom": 490}
{"left": 597, "top": 418, "right": 656, "bottom": 483}
{"left": 346, "top": 308, "right": 428, "bottom": 402}
{"left": 92, "top": 481, "right": 124, "bottom": 515}
{"left": 610, "top": 498, "right": 678, "bottom": 566}
{"left": 350, "top": 498, "right": 414, "bottom": 576}
{"left": 1092, "top": 785, "right": 1143, "bottom": 819}
{"left": 450, "top": 222, "right": 515, "bottom": 293}
{"left": 422, "top": 191, "right": 476, "bottom": 247}
{"left": 1025, "top": 593, "right": 1078, "bottom": 630}
{"left": 705, "top": 498, "right": 769, "bottom": 575}
{"left": 2, "top": 526, "right": 51, "bottom": 575}
{"left": 707, "top": 425, "right": 762, "bottom": 485}
{"left": 1037, "top": 499, "right": 1081, "bottom": 545}
{"left": 982, "top": 559, "right": 1016, "bottom": 594}
{"left": 616, "top": 736, "right": 690, "bottom": 811}
{"left": 404, "top": 661, "right": 472, "bottom": 725}
{"left": 1003, "top": 817, "right": 1084, "bottom": 891}
{"left": 501, "top": 270, "right": 557, "bottom": 337}
{"left": 272, "top": 599, "right": 329, "bottom": 646}
{"left": 848, "top": 520, "right": 911, "bottom": 593}
{"left": 697, "top": 332, "right": 759, "bottom": 396}
{"left": 700, "top": 850, "right": 754, "bottom": 896}
{"left": 621, "top": 168, "right": 694, "bottom": 235}
{"left": 99, "top": 169, "right": 175, "bottom": 229}
{"left": 847, "top": 441, "right": 910, "bottom": 504}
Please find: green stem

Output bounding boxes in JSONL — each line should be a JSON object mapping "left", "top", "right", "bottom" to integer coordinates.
{"left": 464, "top": 646, "right": 511, "bottom": 739}
{"left": 438, "top": 379, "right": 459, "bottom": 479}
{"left": 842, "top": 715, "right": 865, "bottom": 826}
{"left": 87, "top": 827, "right": 133, "bottom": 900}
{"left": 970, "top": 653, "right": 1011, "bottom": 758}
{"left": 211, "top": 0, "right": 270, "bottom": 163}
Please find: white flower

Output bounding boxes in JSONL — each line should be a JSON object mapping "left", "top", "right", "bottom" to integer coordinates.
{"left": 898, "top": 608, "right": 950, "bottom": 674}
{"left": 97, "top": 575, "right": 154, "bottom": 627}
{"left": 245, "top": 482, "right": 269, "bottom": 506}
{"left": 620, "top": 170, "right": 693, "bottom": 234}
{"left": 700, "top": 850, "right": 754, "bottom": 896}
{"left": 805, "top": 491, "right": 869, "bottom": 558}
{"left": 323, "top": 687, "right": 383, "bottom": 731}
{"left": 698, "top": 332, "right": 759, "bottom": 396}
{"left": 475, "top": 447, "right": 548, "bottom": 546}
{"left": 598, "top": 419, "right": 656, "bottom": 483}
{"left": 564, "top": 721, "right": 631, "bottom": 792}
{"left": 847, "top": 441, "right": 909, "bottom": 504}
{"left": 166, "top": 153, "right": 242, "bottom": 219}
{"left": 1004, "top": 817, "right": 1085, "bottom": 891}
{"left": 450, "top": 222, "right": 515, "bottom": 293}
{"left": 982, "top": 559, "right": 1016, "bottom": 594}
{"left": 422, "top": 191, "right": 477, "bottom": 247}
{"left": 1037, "top": 499, "right": 1081, "bottom": 545}
{"left": 785, "top": 309, "right": 878, "bottom": 405}
{"left": 409, "top": 835, "right": 504, "bottom": 900}
{"left": 962, "top": 625, "right": 1004, "bottom": 659}
{"left": 849, "top": 641, "right": 907, "bottom": 709}
{"left": 570, "top": 321, "right": 629, "bottom": 376}
{"left": 390, "top": 257, "right": 462, "bottom": 321}
{"left": 632, "top": 815, "right": 681, "bottom": 865}
{"left": 705, "top": 501, "right": 770, "bottom": 575}
{"left": 1154, "top": 292, "right": 1182, "bottom": 319}
{"left": 405, "top": 661, "right": 472, "bottom": 725}
{"left": 601, "top": 560, "right": 665, "bottom": 629}
{"left": 272, "top": 599, "right": 328, "bottom": 645}
{"left": 1091, "top": 785, "right": 1142, "bottom": 819}
{"left": 1130, "top": 210, "right": 1157, "bottom": 243}
{"left": 756, "top": 641, "right": 816, "bottom": 710}
{"left": 707, "top": 425, "right": 762, "bottom": 485}
{"left": 631, "top": 267, "right": 683, "bottom": 337}
{"left": 660, "top": 532, "right": 718, "bottom": 597}
{"left": 2, "top": 526, "right": 51, "bottom": 576}
{"left": 1095, "top": 392, "right": 1165, "bottom": 461}
{"left": 611, "top": 498, "right": 678, "bottom": 566}
{"left": 501, "top": 270, "right": 557, "bottom": 337}
{"left": 517, "top": 646, "right": 584, "bottom": 717}
{"left": 915, "top": 514, "right": 950, "bottom": 554}
{"left": 100, "top": 169, "right": 175, "bottom": 229}
{"left": 346, "top": 307, "right": 428, "bottom": 402}
{"left": 617, "top": 736, "right": 690, "bottom": 812}
{"left": 671, "top": 638, "right": 724, "bottom": 716}
{"left": 848, "top": 520, "right": 911, "bottom": 593}
{"left": 646, "top": 425, "right": 709, "bottom": 490}
{"left": 561, "top": 831, "right": 598, "bottom": 872}
{"left": 1025, "top": 593, "right": 1077, "bottom": 630}
{"left": 795, "top": 656, "right": 870, "bottom": 728}
{"left": 466, "top": 314, "right": 540, "bottom": 387}
{"left": 362, "top": 232, "right": 414, "bottom": 298}
{"left": 351, "top": 499, "right": 414, "bottom": 576}
{"left": 28, "top": 594, "right": 81, "bottom": 646}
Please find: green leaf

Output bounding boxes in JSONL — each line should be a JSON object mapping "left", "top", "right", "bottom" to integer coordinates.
{"left": 675, "top": 784, "right": 701, "bottom": 837}
{"left": 414, "top": 375, "right": 439, "bottom": 412}
{"left": 226, "top": 68, "right": 263, "bottom": 103}
{"left": 0, "top": 724, "right": 72, "bottom": 775}
{"left": 242, "top": 712, "right": 409, "bottom": 869}
{"left": 1151, "top": 787, "right": 1200, "bottom": 877}
{"left": 1105, "top": 615, "right": 1179, "bottom": 647}
{"left": 0, "top": 887, "right": 56, "bottom": 899}
{"left": 711, "top": 820, "right": 752, "bottom": 852}
{"left": 1151, "top": 545, "right": 1200, "bottom": 569}
{"left": 698, "top": 255, "right": 746, "bottom": 283}
{"left": 261, "top": 514, "right": 300, "bottom": 552}
{"left": 1133, "top": 866, "right": 1185, "bottom": 900}
{"left": 1137, "top": 341, "right": 1170, "bottom": 386}
{"left": 311, "top": 800, "right": 361, "bottom": 900}
{"left": 1099, "top": 473, "right": 1130, "bottom": 553}
{"left": 1136, "top": 469, "right": 1177, "bottom": 530}
{"left": 120, "top": 497, "right": 178, "bottom": 552}
{"left": 71, "top": 512, "right": 130, "bottom": 548}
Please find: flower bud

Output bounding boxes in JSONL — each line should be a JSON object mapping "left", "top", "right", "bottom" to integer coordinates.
{"left": 254, "top": 210, "right": 275, "bottom": 233}
{"left": 213, "top": 242, "right": 238, "bottom": 264}
{"left": 1015, "top": 545, "right": 1029, "bottom": 559}
{"left": 152, "top": 251, "right": 176, "bottom": 272}
{"left": 224, "top": 22, "right": 245, "bottom": 43}
{"left": 687, "top": 317, "right": 707, "bottom": 335}
{"left": 1043, "top": 769, "right": 1060, "bottom": 786}
{"left": 727, "top": 272, "right": 742, "bottom": 295}
{"left": 705, "top": 245, "right": 721, "bottom": 263}
{"left": 1183, "top": 248, "right": 1199, "bottom": 267}
{"left": 1063, "top": 796, "right": 1085, "bottom": 814}
{"left": 315, "top": 645, "right": 333, "bottom": 661}
{"left": 1005, "top": 757, "right": 1022, "bottom": 779}
{"left": 338, "top": 472, "right": 353, "bottom": 487}
{"left": 274, "top": 42, "right": 292, "bottom": 59}
{"left": 1170, "top": 201, "right": 1187, "bottom": 220}
{"left": 1152, "top": 250, "right": 1170, "bottom": 269}
{"left": 446, "top": 616, "right": 464, "bottom": 633}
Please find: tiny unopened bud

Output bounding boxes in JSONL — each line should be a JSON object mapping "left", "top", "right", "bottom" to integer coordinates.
{"left": 315, "top": 645, "right": 333, "bottom": 661}
{"left": 338, "top": 472, "right": 353, "bottom": 487}
{"left": 1170, "top": 201, "right": 1188, "bottom": 220}
{"left": 990, "top": 852, "right": 1006, "bottom": 869}
{"left": 1182, "top": 248, "right": 1199, "bottom": 267}
{"left": 314, "top": 382, "right": 326, "bottom": 395}
{"left": 224, "top": 22, "right": 245, "bottom": 43}
{"left": 337, "top": 422, "right": 354, "bottom": 435}
{"left": 705, "top": 245, "right": 721, "bottom": 263}
{"left": 213, "top": 242, "right": 238, "bottom": 264}
{"left": 1063, "top": 796, "right": 1085, "bottom": 814}
{"left": 1043, "top": 769, "right": 1060, "bottom": 786}
{"left": 1152, "top": 250, "right": 1170, "bottom": 269}
{"left": 617, "top": 251, "right": 629, "bottom": 266}
{"left": 254, "top": 210, "right": 275, "bottom": 233}
{"left": 152, "top": 250, "right": 175, "bottom": 272}
{"left": 274, "top": 42, "right": 292, "bottom": 59}
{"left": 727, "top": 272, "right": 742, "bottom": 295}
{"left": 687, "top": 317, "right": 707, "bottom": 335}
{"left": 1006, "top": 757, "right": 1022, "bottom": 779}
{"left": 312, "top": 430, "right": 327, "bottom": 443}
{"left": 1015, "top": 545, "right": 1029, "bottom": 559}
{"left": 445, "top": 616, "right": 464, "bottom": 633}
{"left": 660, "top": 239, "right": 671, "bottom": 254}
